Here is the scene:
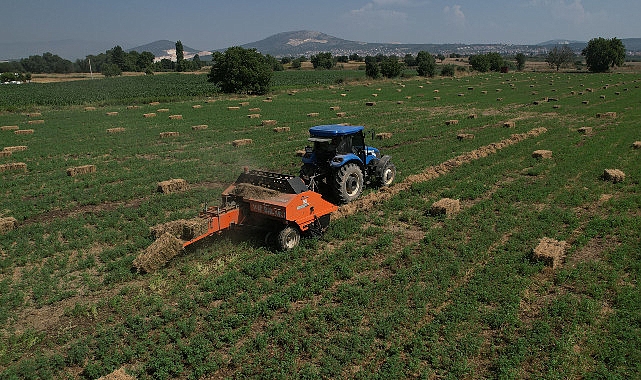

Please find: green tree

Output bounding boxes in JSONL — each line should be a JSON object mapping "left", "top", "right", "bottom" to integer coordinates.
{"left": 101, "top": 63, "right": 121, "bottom": 77}
{"left": 364, "top": 56, "right": 380, "bottom": 79}
{"left": 192, "top": 54, "right": 202, "bottom": 70}
{"left": 582, "top": 37, "right": 626, "bottom": 73}
{"left": 546, "top": 45, "right": 575, "bottom": 71}
{"left": 137, "top": 51, "right": 155, "bottom": 71}
{"left": 515, "top": 53, "right": 526, "bottom": 71}
{"left": 416, "top": 51, "right": 436, "bottom": 77}
{"left": 440, "top": 64, "right": 455, "bottom": 77}
{"left": 380, "top": 56, "right": 403, "bottom": 78}
{"left": 207, "top": 46, "right": 272, "bottom": 95}
{"left": 107, "top": 46, "right": 126, "bottom": 71}
{"left": 310, "top": 52, "right": 334, "bottom": 70}
{"left": 403, "top": 54, "right": 416, "bottom": 67}
{"left": 468, "top": 54, "right": 490, "bottom": 72}
{"left": 175, "top": 40, "right": 185, "bottom": 72}
{"left": 436, "top": 53, "right": 446, "bottom": 62}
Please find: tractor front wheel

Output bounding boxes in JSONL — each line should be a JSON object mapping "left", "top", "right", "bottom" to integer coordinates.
{"left": 379, "top": 163, "right": 396, "bottom": 187}
{"left": 334, "top": 163, "right": 364, "bottom": 203}
{"left": 277, "top": 226, "right": 301, "bottom": 251}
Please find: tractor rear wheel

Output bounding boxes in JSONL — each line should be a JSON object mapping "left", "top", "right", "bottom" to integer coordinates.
{"left": 334, "top": 163, "right": 364, "bottom": 203}
{"left": 277, "top": 226, "right": 301, "bottom": 251}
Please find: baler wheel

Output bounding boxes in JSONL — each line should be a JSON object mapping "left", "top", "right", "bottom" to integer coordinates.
{"left": 277, "top": 226, "right": 301, "bottom": 251}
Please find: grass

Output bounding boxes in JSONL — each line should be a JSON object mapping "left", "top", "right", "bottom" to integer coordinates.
{"left": 0, "top": 70, "right": 639, "bottom": 379}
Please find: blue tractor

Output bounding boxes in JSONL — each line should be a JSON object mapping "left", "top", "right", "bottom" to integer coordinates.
{"left": 300, "top": 125, "right": 396, "bottom": 204}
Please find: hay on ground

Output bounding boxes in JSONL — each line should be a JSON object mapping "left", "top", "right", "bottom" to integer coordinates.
{"left": 157, "top": 178, "right": 188, "bottom": 194}
{"left": 582, "top": 100, "right": 589, "bottom": 105}
{"left": 633, "top": 141, "right": 641, "bottom": 150}
{"left": 227, "top": 106, "right": 240, "bottom": 111}
{"left": 445, "top": 120, "right": 459, "bottom": 126}
{"left": 106, "top": 112, "right": 118, "bottom": 116}
{"left": 159, "top": 131, "right": 179, "bottom": 138}
{"left": 336, "top": 112, "right": 347, "bottom": 117}
{"left": 15, "top": 129, "right": 34, "bottom": 135}
{"left": 330, "top": 106, "right": 340, "bottom": 111}
{"left": 150, "top": 218, "right": 209, "bottom": 240}
{"left": 239, "top": 102, "right": 250, "bottom": 107}
{"left": 261, "top": 120, "right": 277, "bottom": 126}
{"left": 27, "top": 112, "right": 41, "bottom": 117}
{"left": 468, "top": 114, "right": 477, "bottom": 119}
{"left": 192, "top": 124, "right": 208, "bottom": 131}
{"left": 233, "top": 139, "right": 253, "bottom": 147}
{"left": 273, "top": 127, "right": 290, "bottom": 133}
{"left": 457, "top": 133, "right": 474, "bottom": 140}
{"left": 192, "top": 104, "right": 202, "bottom": 109}
{"left": 133, "top": 232, "right": 184, "bottom": 273}
{"left": 0, "top": 217, "right": 17, "bottom": 234}
{"left": 533, "top": 237, "right": 566, "bottom": 269}
{"left": 107, "top": 128, "right": 125, "bottom": 133}
{"left": 143, "top": 113, "right": 156, "bottom": 118}
{"left": 127, "top": 105, "right": 140, "bottom": 110}
{"left": 0, "top": 150, "right": 11, "bottom": 158}
{"left": 229, "top": 183, "right": 281, "bottom": 200}
{"left": 27, "top": 120, "right": 44, "bottom": 125}
{"left": 3, "top": 146, "right": 27, "bottom": 152}
{"left": 596, "top": 112, "right": 617, "bottom": 119}
{"left": 430, "top": 198, "right": 460, "bottom": 216}
{"left": 578, "top": 127, "right": 592, "bottom": 135}
{"left": 66, "top": 164, "right": 96, "bottom": 177}
{"left": 84, "top": 106, "right": 96, "bottom": 111}
{"left": 97, "top": 367, "right": 136, "bottom": 380}
{"left": 603, "top": 169, "right": 625, "bottom": 183}
{"left": 168, "top": 114, "right": 183, "bottom": 120}
{"left": 433, "top": 97, "right": 441, "bottom": 100}
{"left": 532, "top": 150, "right": 553, "bottom": 159}
{"left": 149, "top": 101, "right": 160, "bottom": 106}
{"left": 0, "top": 162, "right": 27, "bottom": 172}
{"left": 295, "top": 150, "right": 306, "bottom": 157}
{"left": 376, "top": 132, "right": 392, "bottom": 140}
{"left": 249, "top": 107, "right": 261, "bottom": 112}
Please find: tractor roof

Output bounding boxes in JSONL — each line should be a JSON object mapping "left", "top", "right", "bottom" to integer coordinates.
{"left": 309, "top": 125, "right": 364, "bottom": 137}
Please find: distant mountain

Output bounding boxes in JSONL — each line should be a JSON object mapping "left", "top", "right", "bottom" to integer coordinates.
{"left": 127, "top": 40, "right": 211, "bottom": 62}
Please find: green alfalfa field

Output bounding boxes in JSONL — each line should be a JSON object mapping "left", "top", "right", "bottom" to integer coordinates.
{"left": 0, "top": 70, "right": 640, "bottom": 379}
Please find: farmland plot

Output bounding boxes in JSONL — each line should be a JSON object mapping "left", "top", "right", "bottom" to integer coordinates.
{"left": 0, "top": 71, "right": 640, "bottom": 379}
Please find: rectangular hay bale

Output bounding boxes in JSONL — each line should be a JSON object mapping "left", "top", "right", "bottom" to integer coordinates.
{"left": 27, "top": 120, "right": 44, "bottom": 125}
{"left": 106, "top": 112, "right": 118, "bottom": 116}
{"left": 532, "top": 150, "right": 553, "bottom": 159}
{"left": 457, "top": 133, "right": 474, "bottom": 140}
{"left": 133, "top": 232, "right": 184, "bottom": 273}
{"left": 107, "top": 128, "right": 126, "bottom": 133}
{"left": 157, "top": 178, "right": 188, "bottom": 194}
{"left": 273, "top": 127, "right": 290, "bottom": 133}
{"left": 159, "top": 132, "right": 179, "bottom": 138}
{"left": 0, "top": 150, "right": 11, "bottom": 158}
{"left": 533, "top": 237, "right": 566, "bottom": 269}
{"left": 247, "top": 114, "right": 261, "bottom": 119}
{"left": 0, "top": 162, "right": 27, "bottom": 172}
{"left": 3, "top": 146, "right": 27, "bottom": 152}
{"left": 66, "top": 164, "right": 96, "bottom": 177}
{"left": 1, "top": 126, "right": 19, "bottom": 131}
{"left": 15, "top": 129, "right": 34, "bottom": 135}
{"left": 168, "top": 114, "right": 183, "bottom": 120}
{"left": 0, "top": 217, "right": 18, "bottom": 234}
{"left": 307, "top": 112, "right": 320, "bottom": 117}
{"left": 232, "top": 139, "right": 253, "bottom": 147}
{"left": 633, "top": 141, "right": 641, "bottom": 150}
{"left": 445, "top": 120, "right": 459, "bottom": 126}
{"left": 143, "top": 113, "right": 157, "bottom": 118}
{"left": 603, "top": 169, "right": 625, "bottom": 183}
{"left": 376, "top": 132, "right": 392, "bottom": 140}
{"left": 191, "top": 124, "right": 208, "bottom": 131}
{"left": 261, "top": 120, "right": 277, "bottom": 126}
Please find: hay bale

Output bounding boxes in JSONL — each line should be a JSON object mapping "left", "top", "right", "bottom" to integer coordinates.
{"left": 600, "top": 95, "right": 606, "bottom": 99}
{"left": 468, "top": 114, "right": 477, "bottom": 119}
{"left": 1, "top": 126, "right": 19, "bottom": 131}
{"left": 445, "top": 120, "right": 459, "bottom": 126}
{"left": 433, "top": 89, "right": 439, "bottom": 93}
{"left": 457, "top": 133, "right": 474, "bottom": 140}
{"left": 159, "top": 132, "right": 179, "bottom": 138}
{"left": 247, "top": 114, "right": 261, "bottom": 119}
{"left": 295, "top": 149, "right": 306, "bottom": 157}
{"left": 366, "top": 102, "right": 376, "bottom": 106}
{"left": 0, "top": 163, "right": 27, "bottom": 172}
{"left": 273, "top": 127, "right": 290, "bottom": 133}
{"left": 596, "top": 112, "right": 617, "bottom": 119}
{"left": 503, "top": 121, "right": 515, "bottom": 128}
{"left": 239, "top": 102, "right": 250, "bottom": 107}
{"left": 168, "top": 114, "right": 183, "bottom": 120}
{"left": 3, "top": 146, "right": 27, "bottom": 152}
{"left": 107, "top": 127, "right": 126, "bottom": 133}
{"left": 27, "top": 112, "right": 42, "bottom": 117}
{"left": 262, "top": 120, "right": 277, "bottom": 126}
{"left": 0, "top": 150, "right": 11, "bottom": 158}
{"left": 127, "top": 105, "right": 140, "bottom": 110}
{"left": 433, "top": 97, "right": 441, "bottom": 100}
{"left": 340, "top": 93, "right": 347, "bottom": 97}
{"left": 582, "top": 100, "right": 589, "bottom": 105}
{"left": 229, "top": 183, "right": 280, "bottom": 200}
{"left": 497, "top": 98, "right": 504, "bottom": 101}
{"left": 157, "top": 108, "right": 170, "bottom": 112}
{"left": 633, "top": 141, "right": 641, "bottom": 150}
{"left": 149, "top": 101, "right": 160, "bottom": 106}
{"left": 457, "top": 93, "right": 465, "bottom": 97}
{"left": 307, "top": 112, "right": 320, "bottom": 117}
{"left": 376, "top": 132, "right": 392, "bottom": 140}
{"left": 233, "top": 139, "right": 253, "bottom": 147}
{"left": 157, "top": 178, "right": 188, "bottom": 194}
{"left": 150, "top": 218, "right": 206, "bottom": 240}
{"left": 106, "top": 112, "right": 118, "bottom": 116}
{"left": 577, "top": 127, "right": 592, "bottom": 135}
{"left": 263, "top": 98, "right": 273, "bottom": 102}
{"left": 532, "top": 150, "right": 553, "bottom": 159}
{"left": 84, "top": 106, "right": 96, "bottom": 111}
{"left": 27, "top": 120, "right": 44, "bottom": 125}
{"left": 66, "top": 164, "right": 96, "bottom": 177}
{"left": 15, "top": 129, "right": 34, "bottom": 135}
{"left": 481, "top": 91, "right": 488, "bottom": 94}
{"left": 0, "top": 217, "right": 17, "bottom": 234}
{"left": 603, "top": 169, "right": 625, "bottom": 183}
{"left": 336, "top": 112, "right": 347, "bottom": 117}
{"left": 553, "top": 105, "right": 561, "bottom": 109}
{"left": 192, "top": 104, "right": 202, "bottom": 109}
{"left": 371, "top": 93, "right": 378, "bottom": 97}
{"left": 191, "top": 124, "right": 208, "bottom": 131}
{"left": 330, "top": 106, "right": 341, "bottom": 111}
{"left": 249, "top": 107, "right": 261, "bottom": 112}
{"left": 143, "top": 113, "right": 157, "bottom": 118}
{"left": 430, "top": 198, "right": 460, "bottom": 216}
{"left": 533, "top": 237, "right": 566, "bottom": 269}
{"left": 227, "top": 106, "right": 241, "bottom": 111}
{"left": 133, "top": 232, "right": 184, "bottom": 273}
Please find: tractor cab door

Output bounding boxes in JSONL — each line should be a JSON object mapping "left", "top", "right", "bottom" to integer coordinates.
{"left": 351, "top": 132, "right": 366, "bottom": 162}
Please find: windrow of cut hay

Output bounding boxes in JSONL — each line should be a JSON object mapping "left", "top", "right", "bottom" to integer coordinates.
{"left": 66, "top": 164, "right": 96, "bottom": 177}
{"left": 157, "top": 178, "right": 188, "bottom": 194}
{"left": 335, "top": 127, "right": 548, "bottom": 219}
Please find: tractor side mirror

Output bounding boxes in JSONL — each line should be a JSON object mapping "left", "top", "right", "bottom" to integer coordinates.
{"left": 370, "top": 130, "right": 375, "bottom": 140}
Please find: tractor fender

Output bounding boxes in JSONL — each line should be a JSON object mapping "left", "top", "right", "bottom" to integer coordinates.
{"left": 329, "top": 154, "right": 363, "bottom": 169}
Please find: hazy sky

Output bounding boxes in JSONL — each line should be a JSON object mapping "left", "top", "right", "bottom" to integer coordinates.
{"left": 2, "top": 0, "right": 639, "bottom": 50}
